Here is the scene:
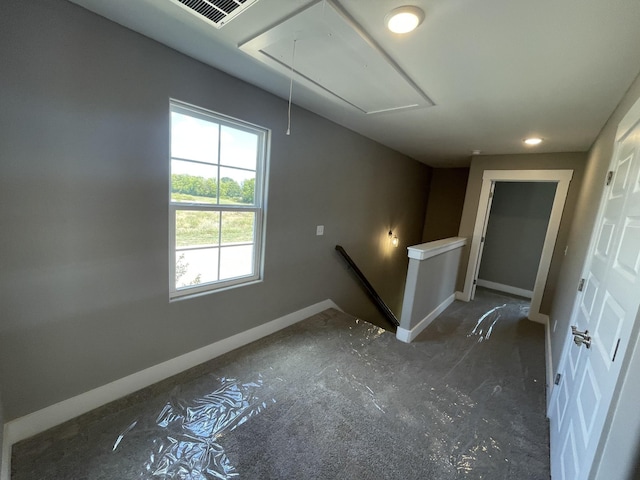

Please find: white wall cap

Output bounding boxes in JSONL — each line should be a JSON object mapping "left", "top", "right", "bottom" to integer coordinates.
{"left": 407, "top": 236, "right": 467, "bottom": 261}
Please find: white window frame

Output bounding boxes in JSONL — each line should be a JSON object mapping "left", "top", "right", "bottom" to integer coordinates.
{"left": 169, "top": 100, "right": 269, "bottom": 300}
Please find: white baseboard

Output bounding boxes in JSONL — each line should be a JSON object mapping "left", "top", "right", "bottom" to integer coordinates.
{"left": 476, "top": 279, "right": 533, "bottom": 299}
{"left": 454, "top": 291, "right": 467, "bottom": 301}
{"left": 528, "top": 311, "right": 549, "bottom": 325}
{"left": 1, "top": 428, "right": 7, "bottom": 480}
{"left": 0, "top": 299, "right": 339, "bottom": 480}
{"left": 396, "top": 294, "right": 455, "bottom": 343}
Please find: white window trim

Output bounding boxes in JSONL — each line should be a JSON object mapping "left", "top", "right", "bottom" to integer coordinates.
{"left": 168, "top": 100, "right": 269, "bottom": 300}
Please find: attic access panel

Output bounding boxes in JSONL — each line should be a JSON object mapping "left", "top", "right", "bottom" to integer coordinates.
{"left": 239, "top": 0, "right": 434, "bottom": 114}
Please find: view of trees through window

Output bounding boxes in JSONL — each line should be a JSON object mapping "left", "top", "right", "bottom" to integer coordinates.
{"left": 171, "top": 174, "right": 255, "bottom": 205}
{"left": 170, "top": 104, "right": 266, "bottom": 296}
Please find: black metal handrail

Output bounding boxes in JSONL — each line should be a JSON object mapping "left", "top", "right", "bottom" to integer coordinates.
{"left": 335, "top": 245, "right": 400, "bottom": 328}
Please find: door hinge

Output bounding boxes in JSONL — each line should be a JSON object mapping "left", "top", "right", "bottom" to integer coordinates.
{"left": 554, "top": 373, "right": 562, "bottom": 385}
{"left": 481, "top": 236, "right": 485, "bottom": 243}
{"left": 473, "top": 279, "right": 477, "bottom": 285}
{"left": 606, "top": 170, "right": 614, "bottom": 186}
{"left": 578, "top": 278, "right": 586, "bottom": 292}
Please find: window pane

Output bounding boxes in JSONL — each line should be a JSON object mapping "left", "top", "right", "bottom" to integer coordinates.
{"left": 220, "top": 125, "right": 258, "bottom": 170}
{"left": 176, "top": 248, "right": 219, "bottom": 288}
{"left": 176, "top": 211, "right": 220, "bottom": 248}
{"left": 219, "top": 167, "right": 256, "bottom": 205}
{"left": 220, "top": 245, "right": 254, "bottom": 280}
{"left": 221, "top": 211, "right": 255, "bottom": 245}
{"left": 170, "top": 101, "right": 268, "bottom": 298}
{"left": 171, "top": 112, "right": 219, "bottom": 164}
{"left": 171, "top": 160, "right": 218, "bottom": 204}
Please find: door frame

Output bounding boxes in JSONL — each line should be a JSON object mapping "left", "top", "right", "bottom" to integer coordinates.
{"left": 460, "top": 169, "right": 573, "bottom": 323}
{"left": 468, "top": 181, "right": 496, "bottom": 300}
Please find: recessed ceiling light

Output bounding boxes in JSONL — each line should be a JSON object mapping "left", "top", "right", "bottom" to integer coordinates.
{"left": 385, "top": 6, "right": 425, "bottom": 34}
{"left": 524, "top": 137, "right": 543, "bottom": 146}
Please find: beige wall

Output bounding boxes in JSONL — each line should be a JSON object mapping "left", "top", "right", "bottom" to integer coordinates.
{"left": 422, "top": 168, "right": 469, "bottom": 242}
{"left": 457, "top": 153, "right": 587, "bottom": 314}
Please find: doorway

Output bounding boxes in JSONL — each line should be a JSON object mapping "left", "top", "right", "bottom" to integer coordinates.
{"left": 476, "top": 181, "right": 557, "bottom": 300}
{"left": 460, "top": 169, "right": 573, "bottom": 323}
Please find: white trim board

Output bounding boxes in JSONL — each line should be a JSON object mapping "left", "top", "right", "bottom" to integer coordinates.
{"left": 476, "top": 279, "right": 533, "bottom": 299}
{"left": 0, "top": 299, "right": 340, "bottom": 480}
{"left": 528, "top": 311, "right": 549, "bottom": 325}
{"left": 1, "top": 428, "right": 6, "bottom": 480}
{"left": 407, "top": 237, "right": 467, "bottom": 261}
{"left": 544, "top": 315, "right": 554, "bottom": 409}
{"left": 396, "top": 294, "right": 455, "bottom": 343}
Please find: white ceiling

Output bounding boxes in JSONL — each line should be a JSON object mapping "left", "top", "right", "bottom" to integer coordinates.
{"left": 67, "top": 0, "right": 640, "bottom": 167}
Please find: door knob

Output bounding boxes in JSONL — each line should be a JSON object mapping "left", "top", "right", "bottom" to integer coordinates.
{"left": 573, "top": 335, "right": 592, "bottom": 349}
{"left": 571, "top": 325, "right": 591, "bottom": 349}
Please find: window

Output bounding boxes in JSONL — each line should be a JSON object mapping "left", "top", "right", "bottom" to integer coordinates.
{"left": 169, "top": 101, "right": 269, "bottom": 298}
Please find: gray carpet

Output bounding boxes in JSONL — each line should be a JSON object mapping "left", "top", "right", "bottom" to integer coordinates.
{"left": 11, "top": 288, "right": 549, "bottom": 479}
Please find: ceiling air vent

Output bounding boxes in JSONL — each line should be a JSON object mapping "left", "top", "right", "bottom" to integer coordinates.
{"left": 172, "top": 0, "right": 258, "bottom": 28}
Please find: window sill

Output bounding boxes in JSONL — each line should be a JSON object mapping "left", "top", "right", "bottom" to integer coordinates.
{"left": 169, "top": 278, "right": 263, "bottom": 303}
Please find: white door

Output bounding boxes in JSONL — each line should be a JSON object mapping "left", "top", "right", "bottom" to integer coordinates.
{"left": 549, "top": 118, "right": 640, "bottom": 479}
{"left": 471, "top": 181, "right": 495, "bottom": 299}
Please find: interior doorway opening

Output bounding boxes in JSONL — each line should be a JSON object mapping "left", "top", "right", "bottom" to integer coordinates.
{"left": 460, "top": 169, "right": 573, "bottom": 324}
{"left": 476, "top": 181, "right": 557, "bottom": 301}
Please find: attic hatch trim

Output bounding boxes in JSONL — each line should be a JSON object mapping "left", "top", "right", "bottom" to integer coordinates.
{"left": 169, "top": 0, "right": 259, "bottom": 29}
{"left": 239, "top": 0, "right": 436, "bottom": 115}
{"left": 259, "top": 50, "right": 367, "bottom": 114}
{"left": 329, "top": 0, "right": 435, "bottom": 110}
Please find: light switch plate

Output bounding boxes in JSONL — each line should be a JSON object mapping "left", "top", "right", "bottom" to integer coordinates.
{"left": 316, "top": 225, "right": 324, "bottom": 236}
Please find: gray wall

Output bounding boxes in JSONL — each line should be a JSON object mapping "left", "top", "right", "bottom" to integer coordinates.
{"left": 549, "top": 73, "right": 640, "bottom": 373}
{"left": 422, "top": 168, "right": 469, "bottom": 242}
{"left": 400, "top": 248, "right": 462, "bottom": 331}
{"left": 0, "top": 390, "right": 3, "bottom": 473}
{"left": 478, "top": 182, "right": 557, "bottom": 291}
{"left": 457, "top": 153, "right": 587, "bottom": 314}
{"left": 0, "top": 0, "right": 430, "bottom": 421}
{"left": 547, "top": 72, "right": 640, "bottom": 479}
